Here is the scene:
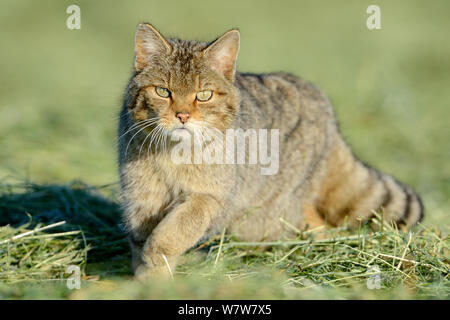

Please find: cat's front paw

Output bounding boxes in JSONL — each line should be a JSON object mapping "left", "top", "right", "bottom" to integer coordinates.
{"left": 134, "top": 252, "right": 176, "bottom": 281}
{"left": 134, "top": 263, "right": 172, "bottom": 282}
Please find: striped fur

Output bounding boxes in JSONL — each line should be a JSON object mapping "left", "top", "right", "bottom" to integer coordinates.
{"left": 314, "top": 138, "right": 424, "bottom": 229}
{"left": 118, "top": 24, "right": 424, "bottom": 278}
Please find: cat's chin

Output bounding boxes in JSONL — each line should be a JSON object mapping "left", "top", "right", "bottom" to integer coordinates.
{"left": 170, "top": 128, "right": 192, "bottom": 141}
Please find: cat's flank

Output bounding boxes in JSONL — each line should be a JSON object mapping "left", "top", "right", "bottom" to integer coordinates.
{"left": 118, "top": 23, "right": 423, "bottom": 279}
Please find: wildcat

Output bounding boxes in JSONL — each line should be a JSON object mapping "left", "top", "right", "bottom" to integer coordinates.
{"left": 118, "top": 23, "right": 423, "bottom": 278}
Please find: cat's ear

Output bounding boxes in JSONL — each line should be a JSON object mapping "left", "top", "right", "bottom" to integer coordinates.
{"left": 204, "top": 29, "right": 240, "bottom": 81}
{"left": 134, "top": 23, "right": 172, "bottom": 72}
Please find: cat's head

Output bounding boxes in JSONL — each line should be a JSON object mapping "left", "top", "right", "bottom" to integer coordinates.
{"left": 126, "top": 23, "right": 240, "bottom": 141}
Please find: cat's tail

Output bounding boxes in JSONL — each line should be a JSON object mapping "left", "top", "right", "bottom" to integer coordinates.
{"left": 378, "top": 173, "right": 424, "bottom": 227}
{"left": 314, "top": 138, "right": 424, "bottom": 228}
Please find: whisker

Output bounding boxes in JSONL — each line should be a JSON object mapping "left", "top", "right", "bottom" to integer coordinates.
{"left": 156, "top": 125, "right": 166, "bottom": 153}
{"left": 159, "top": 128, "right": 168, "bottom": 154}
{"left": 119, "top": 122, "right": 147, "bottom": 142}
{"left": 118, "top": 118, "right": 159, "bottom": 141}
{"left": 124, "top": 121, "right": 157, "bottom": 158}
{"left": 138, "top": 130, "right": 153, "bottom": 159}
{"left": 147, "top": 125, "right": 163, "bottom": 162}
{"left": 193, "top": 129, "right": 205, "bottom": 163}
{"left": 163, "top": 131, "right": 169, "bottom": 154}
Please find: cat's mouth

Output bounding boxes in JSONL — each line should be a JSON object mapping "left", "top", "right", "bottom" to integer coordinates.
{"left": 170, "top": 126, "right": 192, "bottom": 141}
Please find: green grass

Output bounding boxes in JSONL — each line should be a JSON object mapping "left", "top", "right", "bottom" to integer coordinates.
{"left": 0, "top": 0, "right": 449, "bottom": 299}
{"left": 0, "top": 181, "right": 448, "bottom": 299}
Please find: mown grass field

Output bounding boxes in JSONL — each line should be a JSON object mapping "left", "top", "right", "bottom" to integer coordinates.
{"left": 0, "top": 0, "right": 448, "bottom": 299}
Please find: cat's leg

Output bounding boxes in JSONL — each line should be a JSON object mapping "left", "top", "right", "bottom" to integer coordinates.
{"left": 120, "top": 160, "right": 174, "bottom": 277}
{"left": 300, "top": 203, "right": 327, "bottom": 230}
{"left": 125, "top": 208, "right": 166, "bottom": 276}
{"left": 128, "top": 235, "right": 145, "bottom": 273}
{"left": 136, "top": 193, "right": 222, "bottom": 279}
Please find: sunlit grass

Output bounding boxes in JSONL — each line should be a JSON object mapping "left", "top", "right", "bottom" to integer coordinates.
{"left": 0, "top": 0, "right": 448, "bottom": 299}
{"left": 0, "top": 181, "right": 448, "bottom": 299}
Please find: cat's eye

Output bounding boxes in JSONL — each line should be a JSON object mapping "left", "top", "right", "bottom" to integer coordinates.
{"left": 196, "top": 90, "right": 213, "bottom": 102}
{"left": 155, "top": 87, "right": 171, "bottom": 98}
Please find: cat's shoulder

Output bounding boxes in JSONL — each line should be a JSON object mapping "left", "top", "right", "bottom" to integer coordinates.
{"left": 236, "top": 71, "right": 326, "bottom": 101}
{"left": 236, "top": 71, "right": 299, "bottom": 86}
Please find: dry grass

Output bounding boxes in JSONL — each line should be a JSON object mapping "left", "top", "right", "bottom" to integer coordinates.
{"left": 0, "top": 181, "right": 448, "bottom": 299}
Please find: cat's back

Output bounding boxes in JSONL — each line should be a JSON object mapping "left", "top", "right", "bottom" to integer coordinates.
{"left": 235, "top": 72, "right": 336, "bottom": 133}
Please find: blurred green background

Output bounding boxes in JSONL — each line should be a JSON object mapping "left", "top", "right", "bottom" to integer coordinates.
{"left": 0, "top": 0, "right": 448, "bottom": 228}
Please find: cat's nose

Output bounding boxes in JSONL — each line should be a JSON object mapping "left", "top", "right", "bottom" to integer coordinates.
{"left": 176, "top": 112, "right": 190, "bottom": 124}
